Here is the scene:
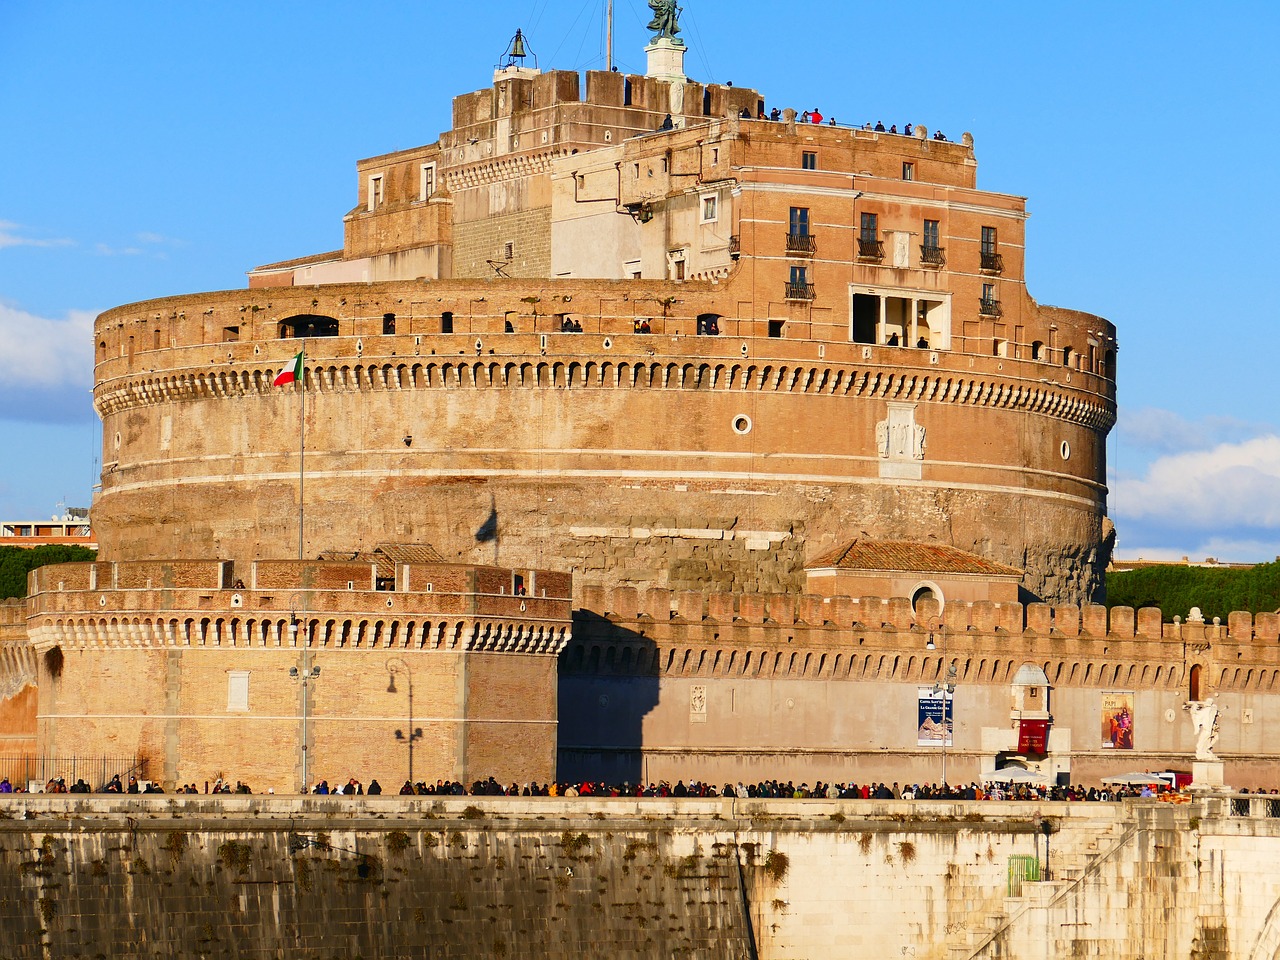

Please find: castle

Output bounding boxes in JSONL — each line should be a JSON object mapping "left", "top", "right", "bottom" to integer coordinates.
{"left": 8, "top": 18, "right": 1262, "bottom": 794}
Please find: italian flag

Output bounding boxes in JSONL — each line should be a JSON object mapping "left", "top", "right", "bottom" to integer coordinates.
{"left": 273, "top": 351, "right": 304, "bottom": 387}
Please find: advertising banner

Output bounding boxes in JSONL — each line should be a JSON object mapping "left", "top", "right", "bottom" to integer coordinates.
{"left": 917, "top": 687, "right": 953, "bottom": 747}
{"left": 1101, "top": 691, "right": 1135, "bottom": 749}
{"left": 1018, "top": 718, "right": 1049, "bottom": 756}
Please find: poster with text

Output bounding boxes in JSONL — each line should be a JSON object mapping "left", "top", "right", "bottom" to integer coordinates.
{"left": 918, "top": 687, "right": 953, "bottom": 747}
{"left": 1101, "top": 691, "right": 1135, "bottom": 749}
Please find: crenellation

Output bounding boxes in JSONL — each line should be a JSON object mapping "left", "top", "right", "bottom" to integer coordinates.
{"left": 1137, "top": 607, "right": 1163, "bottom": 639}
{"left": 1257, "top": 612, "right": 1279, "bottom": 641}
{"left": 1055, "top": 604, "right": 1081, "bottom": 637}
{"left": 1229, "top": 610, "right": 1254, "bottom": 641}
{"left": 1026, "top": 603, "right": 1051, "bottom": 635}
{"left": 1082, "top": 603, "right": 1107, "bottom": 636}
{"left": 1109, "top": 605, "right": 1135, "bottom": 638}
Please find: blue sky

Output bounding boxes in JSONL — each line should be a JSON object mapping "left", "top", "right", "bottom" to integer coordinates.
{"left": 2, "top": 1, "right": 1278, "bottom": 561}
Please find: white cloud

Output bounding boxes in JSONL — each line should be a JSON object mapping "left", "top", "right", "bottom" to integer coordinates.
{"left": 1111, "top": 435, "right": 1280, "bottom": 530}
{"left": 1117, "top": 406, "right": 1272, "bottom": 456}
{"left": 0, "top": 220, "right": 74, "bottom": 250}
{"left": 0, "top": 302, "right": 95, "bottom": 390}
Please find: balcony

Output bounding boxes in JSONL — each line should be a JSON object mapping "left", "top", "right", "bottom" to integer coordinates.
{"left": 785, "top": 281, "right": 816, "bottom": 301}
{"left": 785, "top": 232, "right": 817, "bottom": 256}
{"left": 857, "top": 238, "right": 884, "bottom": 261}
{"left": 729, "top": 234, "right": 740, "bottom": 259}
{"left": 980, "top": 251, "right": 1004, "bottom": 273}
{"left": 979, "top": 297, "right": 1002, "bottom": 318}
{"left": 920, "top": 244, "right": 946, "bottom": 267}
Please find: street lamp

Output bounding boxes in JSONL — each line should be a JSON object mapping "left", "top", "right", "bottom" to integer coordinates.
{"left": 926, "top": 626, "right": 957, "bottom": 786}
{"left": 386, "top": 657, "right": 423, "bottom": 785}
{"left": 289, "top": 658, "right": 321, "bottom": 793}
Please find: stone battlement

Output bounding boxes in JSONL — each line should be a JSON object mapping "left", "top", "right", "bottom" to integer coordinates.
{"left": 580, "top": 583, "right": 1275, "bottom": 641}
{"left": 22, "top": 561, "right": 572, "bottom": 656}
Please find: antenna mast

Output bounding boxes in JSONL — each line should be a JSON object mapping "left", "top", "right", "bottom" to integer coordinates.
{"left": 606, "top": 0, "right": 613, "bottom": 72}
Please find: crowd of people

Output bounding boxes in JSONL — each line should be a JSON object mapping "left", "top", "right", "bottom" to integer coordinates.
{"left": 7, "top": 772, "right": 1279, "bottom": 801}
{"left": 733, "top": 105, "right": 951, "bottom": 141}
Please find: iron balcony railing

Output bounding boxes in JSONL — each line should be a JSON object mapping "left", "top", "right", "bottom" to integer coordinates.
{"left": 785, "top": 281, "right": 816, "bottom": 301}
{"left": 785, "top": 232, "right": 816, "bottom": 256}
{"left": 857, "top": 237, "right": 884, "bottom": 260}
{"left": 981, "top": 251, "right": 1004, "bottom": 273}
{"left": 920, "top": 244, "right": 946, "bottom": 266}
{"left": 979, "top": 297, "right": 1003, "bottom": 317}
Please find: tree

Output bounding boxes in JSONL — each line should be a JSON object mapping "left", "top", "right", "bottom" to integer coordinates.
{"left": 0, "top": 546, "right": 98, "bottom": 600}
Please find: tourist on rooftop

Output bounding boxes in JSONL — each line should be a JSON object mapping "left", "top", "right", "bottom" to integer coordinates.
{"left": 809, "top": 108, "right": 823, "bottom": 123}
{"left": 769, "top": 107, "right": 781, "bottom": 121}
{"left": 874, "top": 120, "right": 886, "bottom": 131}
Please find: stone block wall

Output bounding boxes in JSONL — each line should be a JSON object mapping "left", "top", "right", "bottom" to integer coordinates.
{"left": 0, "top": 796, "right": 1260, "bottom": 960}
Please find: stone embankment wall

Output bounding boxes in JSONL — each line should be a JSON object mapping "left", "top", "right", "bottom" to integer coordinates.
{"left": 0, "top": 796, "right": 1272, "bottom": 960}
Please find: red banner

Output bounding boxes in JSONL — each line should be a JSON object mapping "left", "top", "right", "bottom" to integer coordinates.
{"left": 1019, "top": 719, "right": 1049, "bottom": 756}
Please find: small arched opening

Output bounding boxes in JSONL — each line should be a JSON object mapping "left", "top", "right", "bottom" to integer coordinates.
{"left": 279, "top": 314, "right": 339, "bottom": 339}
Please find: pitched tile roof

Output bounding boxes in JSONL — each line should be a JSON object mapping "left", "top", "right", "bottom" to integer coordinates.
{"left": 373, "top": 543, "right": 445, "bottom": 565}
{"left": 806, "top": 539, "right": 1023, "bottom": 578}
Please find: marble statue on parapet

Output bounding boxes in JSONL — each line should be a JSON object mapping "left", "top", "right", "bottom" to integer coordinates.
{"left": 1184, "top": 697, "right": 1220, "bottom": 761}
{"left": 647, "top": 0, "right": 682, "bottom": 40}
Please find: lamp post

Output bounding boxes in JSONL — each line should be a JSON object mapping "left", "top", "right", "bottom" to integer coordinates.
{"left": 289, "top": 651, "right": 321, "bottom": 793}
{"left": 926, "top": 625, "right": 957, "bottom": 786}
{"left": 386, "top": 657, "right": 423, "bottom": 785}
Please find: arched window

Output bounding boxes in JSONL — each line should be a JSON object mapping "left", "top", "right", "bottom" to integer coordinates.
{"left": 1190, "top": 663, "right": 1202, "bottom": 701}
{"left": 279, "top": 314, "right": 339, "bottom": 339}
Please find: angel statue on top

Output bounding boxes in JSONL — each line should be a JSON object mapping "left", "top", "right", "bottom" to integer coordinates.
{"left": 647, "top": 0, "right": 682, "bottom": 41}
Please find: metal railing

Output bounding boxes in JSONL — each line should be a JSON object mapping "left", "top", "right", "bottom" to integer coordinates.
{"left": 0, "top": 755, "right": 148, "bottom": 792}
{"left": 979, "top": 297, "right": 1003, "bottom": 317}
{"left": 981, "top": 251, "right": 1004, "bottom": 273}
{"left": 784, "top": 281, "right": 816, "bottom": 301}
{"left": 920, "top": 244, "right": 946, "bottom": 266}
{"left": 857, "top": 238, "right": 884, "bottom": 260}
{"left": 785, "top": 232, "right": 816, "bottom": 256}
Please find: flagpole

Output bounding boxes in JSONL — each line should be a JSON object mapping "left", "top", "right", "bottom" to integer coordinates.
{"left": 297, "top": 339, "right": 306, "bottom": 561}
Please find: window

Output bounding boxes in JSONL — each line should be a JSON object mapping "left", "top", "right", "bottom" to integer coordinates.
{"left": 419, "top": 163, "right": 436, "bottom": 201}
{"left": 383, "top": 313, "right": 396, "bottom": 335}
{"left": 981, "top": 225, "right": 1002, "bottom": 272}
{"left": 981, "top": 226, "right": 997, "bottom": 256}
{"left": 441, "top": 311, "right": 454, "bottom": 334}
{"left": 923, "top": 219, "right": 940, "bottom": 249}
{"left": 227, "top": 671, "right": 249, "bottom": 712}
{"left": 858, "top": 212, "right": 882, "bottom": 259}
{"left": 802, "top": 151, "right": 817, "bottom": 170}
{"left": 902, "top": 162, "right": 914, "bottom": 181}
{"left": 222, "top": 325, "right": 239, "bottom": 342}
{"left": 980, "top": 283, "right": 1001, "bottom": 317}
{"left": 367, "top": 174, "right": 384, "bottom": 211}
{"left": 503, "top": 241, "right": 515, "bottom": 260}
{"left": 711, "top": 147, "right": 719, "bottom": 164}
{"left": 701, "top": 194, "right": 718, "bottom": 222}
{"left": 860, "top": 213, "right": 878, "bottom": 243}
{"left": 786, "top": 265, "right": 813, "bottom": 299}
{"left": 790, "top": 207, "right": 810, "bottom": 236}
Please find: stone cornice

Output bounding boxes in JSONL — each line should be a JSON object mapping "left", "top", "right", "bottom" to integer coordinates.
{"left": 93, "top": 354, "right": 1116, "bottom": 433}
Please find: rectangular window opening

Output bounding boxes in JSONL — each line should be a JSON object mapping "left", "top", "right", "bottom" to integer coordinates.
{"left": 420, "top": 163, "right": 436, "bottom": 201}
{"left": 802, "top": 151, "right": 817, "bottom": 170}
{"left": 367, "top": 174, "right": 384, "bottom": 211}
{"left": 902, "top": 161, "right": 914, "bottom": 181}
{"left": 441, "top": 311, "right": 454, "bottom": 334}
